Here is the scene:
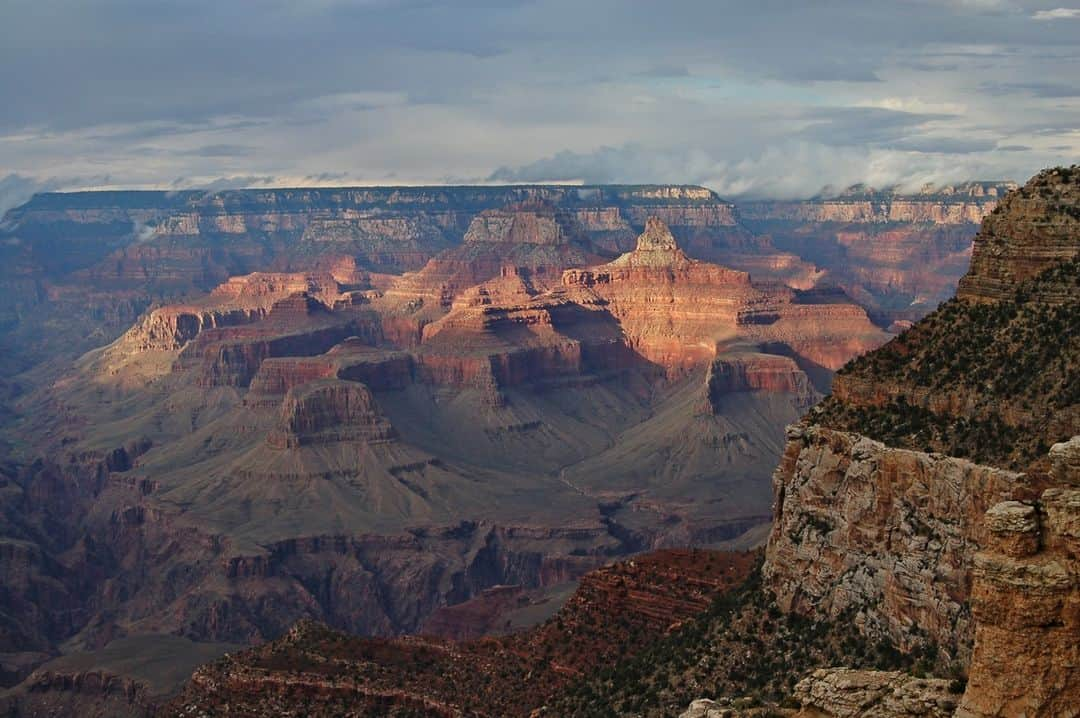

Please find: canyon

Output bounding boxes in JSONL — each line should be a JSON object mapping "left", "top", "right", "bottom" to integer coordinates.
{"left": 114, "top": 167, "right": 1077, "bottom": 717}
{"left": 0, "top": 178, "right": 1031, "bottom": 715}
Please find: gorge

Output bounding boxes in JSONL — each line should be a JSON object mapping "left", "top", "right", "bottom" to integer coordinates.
{"left": 1, "top": 173, "right": 1069, "bottom": 717}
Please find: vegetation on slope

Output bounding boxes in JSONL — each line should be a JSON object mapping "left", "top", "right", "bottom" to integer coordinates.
{"left": 813, "top": 256, "right": 1079, "bottom": 469}
{"left": 547, "top": 562, "right": 954, "bottom": 717}
{"left": 167, "top": 551, "right": 761, "bottom": 717}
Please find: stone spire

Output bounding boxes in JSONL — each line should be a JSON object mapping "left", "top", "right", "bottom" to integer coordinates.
{"left": 607, "top": 217, "right": 690, "bottom": 268}
{"left": 636, "top": 217, "right": 680, "bottom": 252}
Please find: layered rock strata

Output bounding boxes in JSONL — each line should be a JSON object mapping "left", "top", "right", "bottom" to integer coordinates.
{"left": 956, "top": 436, "right": 1080, "bottom": 717}
{"left": 741, "top": 181, "right": 1017, "bottom": 325}
{"left": 957, "top": 166, "right": 1080, "bottom": 303}
{"left": 764, "top": 425, "right": 1025, "bottom": 660}
{"left": 761, "top": 167, "right": 1080, "bottom": 715}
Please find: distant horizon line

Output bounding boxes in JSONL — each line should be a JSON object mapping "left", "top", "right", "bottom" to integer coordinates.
{"left": 17, "top": 178, "right": 1023, "bottom": 203}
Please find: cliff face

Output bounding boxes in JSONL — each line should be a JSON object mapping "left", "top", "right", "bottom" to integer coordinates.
{"left": 761, "top": 167, "right": 1079, "bottom": 716}
{"left": 740, "top": 182, "right": 1014, "bottom": 225}
{"left": 957, "top": 167, "right": 1080, "bottom": 303}
{"left": 741, "top": 182, "right": 1016, "bottom": 326}
{"left": 957, "top": 436, "right": 1080, "bottom": 717}
{"left": 763, "top": 425, "right": 1025, "bottom": 661}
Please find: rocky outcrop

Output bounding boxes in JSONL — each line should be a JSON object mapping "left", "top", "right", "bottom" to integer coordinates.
{"left": 167, "top": 293, "right": 380, "bottom": 387}
{"left": 740, "top": 182, "right": 1014, "bottom": 225}
{"left": 956, "top": 436, "right": 1080, "bottom": 717}
{"left": 113, "top": 266, "right": 364, "bottom": 354}
{"left": 266, "top": 380, "right": 396, "bottom": 448}
{"left": 703, "top": 352, "right": 818, "bottom": 412}
{"left": 791, "top": 668, "right": 959, "bottom": 718}
{"left": 562, "top": 219, "right": 887, "bottom": 371}
{"left": 957, "top": 166, "right": 1080, "bottom": 303}
{"left": 0, "top": 669, "right": 155, "bottom": 718}
{"left": 676, "top": 657, "right": 963, "bottom": 717}
{"left": 764, "top": 425, "right": 1026, "bottom": 661}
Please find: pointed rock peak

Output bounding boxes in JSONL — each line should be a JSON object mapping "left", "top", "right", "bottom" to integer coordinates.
{"left": 636, "top": 217, "right": 680, "bottom": 252}
{"left": 605, "top": 217, "right": 692, "bottom": 270}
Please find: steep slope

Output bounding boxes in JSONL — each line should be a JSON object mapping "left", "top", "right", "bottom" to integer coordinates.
{"left": 814, "top": 167, "right": 1080, "bottom": 468}
{"left": 164, "top": 550, "right": 759, "bottom": 718}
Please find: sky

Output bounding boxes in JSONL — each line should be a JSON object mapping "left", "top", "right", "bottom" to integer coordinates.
{"left": 1, "top": 0, "right": 1078, "bottom": 210}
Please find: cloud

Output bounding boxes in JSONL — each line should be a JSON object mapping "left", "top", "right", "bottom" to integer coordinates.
{"left": 1, "top": 1, "right": 1078, "bottom": 197}
{"left": 796, "top": 107, "right": 950, "bottom": 146}
{"left": 1032, "top": 8, "right": 1080, "bottom": 20}
{"left": 169, "top": 175, "right": 280, "bottom": 192}
{"left": 981, "top": 81, "right": 1080, "bottom": 97}
{"left": 0, "top": 173, "right": 116, "bottom": 226}
{"left": 189, "top": 144, "right": 257, "bottom": 158}
{"left": 131, "top": 218, "right": 156, "bottom": 242}
{"left": 0, "top": 174, "right": 50, "bottom": 224}
{"left": 488, "top": 140, "right": 1039, "bottom": 200}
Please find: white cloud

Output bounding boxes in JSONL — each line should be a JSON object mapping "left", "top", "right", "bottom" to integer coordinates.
{"left": 1032, "top": 8, "right": 1080, "bottom": 20}
{"left": 489, "top": 140, "right": 1053, "bottom": 200}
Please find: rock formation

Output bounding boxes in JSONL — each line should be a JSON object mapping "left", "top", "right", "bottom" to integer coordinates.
{"left": 957, "top": 167, "right": 1080, "bottom": 303}
{"left": 561, "top": 218, "right": 887, "bottom": 371}
{"left": 791, "top": 668, "right": 959, "bottom": 718}
{"left": 0, "top": 175, "right": 1037, "bottom": 716}
{"left": 741, "top": 182, "right": 1016, "bottom": 326}
{"left": 955, "top": 436, "right": 1080, "bottom": 717}
{"left": 764, "top": 425, "right": 1023, "bottom": 660}
{"left": 266, "top": 380, "right": 396, "bottom": 448}
{"left": 164, "top": 550, "right": 758, "bottom": 717}
{"left": 0, "top": 206, "right": 895, "bottom": 710}
{"left": 762, "top": 167, "right": 1080, "bottom": 716}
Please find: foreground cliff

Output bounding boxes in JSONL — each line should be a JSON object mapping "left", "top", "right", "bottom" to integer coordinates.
{"left": 763, "top": 166, "right": 1079, "bottom": 715}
